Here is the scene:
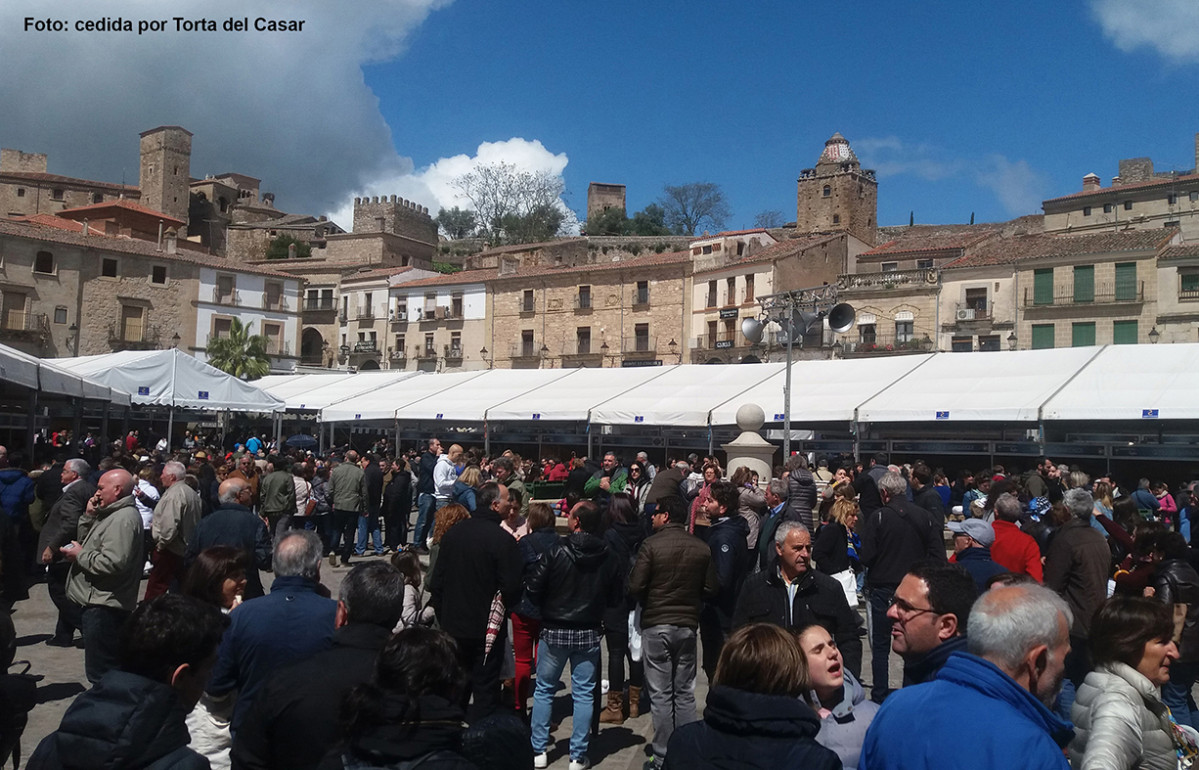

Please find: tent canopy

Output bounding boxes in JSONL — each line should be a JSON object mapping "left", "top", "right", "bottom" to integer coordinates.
{"left": 393, "top": 369, "right": 578, "bottom": 423}
{"left": 0, "top": 342, "right": 130, "bottom": 405}
{"left": 486, "top": 366, "right": 677, "bottom": 422}
{"left": 254, "top": 372, "right": 351, "bottom": 401}
{"left": 321, "top": 370, "right": 489, "bottom": 423}
{"left": 589, "top": 364, "right": 780, "bottom": 427}
{"left": 51, "top": 349, "right": 283, "bottom": 412}
{"left": 1041, "top": 343, "right": 1199, "bottom": 421}
{"left": 263, "top": 371, "right": 418, "bottom": 411}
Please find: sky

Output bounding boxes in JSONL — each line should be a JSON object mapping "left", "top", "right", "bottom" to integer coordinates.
{"left": 4, "top": 1, "right": 1199, "bottom": 234}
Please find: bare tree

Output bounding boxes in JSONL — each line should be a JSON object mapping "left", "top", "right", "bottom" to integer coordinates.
{"left": 451, "top": 163, "right": 569, "bottom": 245}
{"left": 753, "top": 209, "right": 786, "bottom": 229}
{"left": 658, "top": 182, "right": 731, "bottom": 236}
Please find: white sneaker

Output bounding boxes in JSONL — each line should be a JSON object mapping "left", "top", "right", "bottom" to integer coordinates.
{"left": 533, "top": 752, "right": 548, "bottom": 769}
{"left": 569, "top": 758, "right": 591, "bottom": 770}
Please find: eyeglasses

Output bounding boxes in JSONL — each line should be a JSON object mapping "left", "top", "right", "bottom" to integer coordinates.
{"left": 889, "top": 594, "right": 937, "bottom": 620}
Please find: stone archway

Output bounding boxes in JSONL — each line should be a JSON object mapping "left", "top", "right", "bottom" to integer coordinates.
{"left": 301, "top": 327, "right": 325, "bottom": 367}
{"left": 358, "top": 358, "right": 381, "bottom": 370}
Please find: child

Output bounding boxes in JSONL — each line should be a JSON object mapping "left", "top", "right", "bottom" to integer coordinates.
{"left": 390, "top": 549, "right": 435, "bottom": 631}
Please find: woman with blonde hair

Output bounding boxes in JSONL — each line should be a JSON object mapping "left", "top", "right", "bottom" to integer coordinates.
{"left": 664, "top": 623, "right": 840, "bottom": 769}
{"left": 812, "top": 482, "right": 862, "bottom": 603}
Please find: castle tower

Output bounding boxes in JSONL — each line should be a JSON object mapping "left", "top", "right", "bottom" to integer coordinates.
{"left": 796, "top": 132, "right": 877, "bottom": 244}
{"left": 587, "top": 182, "right": 626, "bottom": 217}
{"left": 139, "top": 126, "right": 192, "bottom": 226}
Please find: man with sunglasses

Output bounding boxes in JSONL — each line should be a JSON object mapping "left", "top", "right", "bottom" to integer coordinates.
{"left": 886, "top": 560, "right": 977, "bottom": 688}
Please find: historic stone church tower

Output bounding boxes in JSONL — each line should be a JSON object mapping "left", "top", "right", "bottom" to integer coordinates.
{"left": 139, "top": 125, "right": 192, "bottom": 226}
{"left": 796, "top": 132, "right": 877, "bottom": 245}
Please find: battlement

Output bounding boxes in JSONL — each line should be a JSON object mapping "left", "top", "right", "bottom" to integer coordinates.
{"left": 0, "top": 149, "right": 48, "bottom": 174}
{"left": 352, "top": 194, "right": 437, "bottom": 244}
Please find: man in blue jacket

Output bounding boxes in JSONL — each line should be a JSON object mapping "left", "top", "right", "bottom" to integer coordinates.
{"left": 858, "top": 582, "right": 1074, "bottom": 770}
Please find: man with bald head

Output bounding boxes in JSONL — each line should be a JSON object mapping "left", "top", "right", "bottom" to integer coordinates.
{"left": 37, "top": 458, "right": 95, "bottom": 646}
{"left": 145, "top": 460, "right": 201, "bottom": 600}
{"left": 185, "top": 477, "right": 272, "bottom": 599}
{"left": 62, "top": 468, "right": 144, "bottom": 683}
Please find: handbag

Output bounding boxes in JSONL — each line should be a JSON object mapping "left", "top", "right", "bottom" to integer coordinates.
{"left": 831, "top": 568, "right": 859, "bottom": 608}
{"left": 304, "top": 497, "right": 317, "bottom": 516}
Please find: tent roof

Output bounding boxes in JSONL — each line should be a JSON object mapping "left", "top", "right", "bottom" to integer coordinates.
{"left": 855, "top": 347, "right": 1104, "bottom": 422}
{"left": 589, "top": 365, "right": 779, "bottom": 426}
{"left": 0, "top": 342, "right": 130, "bottom": 405}
{"left": 254, "top": 373, "right": 351, "bottom": 400}
{"left": 50, "top": 349, "right": 283, "bottom": 411}
{"left": 708, "top": 355, "right": 933, "bottom": 426}
{"left": 1040, "top": 343, "right": 1199, "bottom": 420}
{"left": 485, "top": 366, "right": 677, "bottom": 422}
{"left": 393, "top": 369, "right": 578, "bottom": 422}
{"left": 321, "top": 370, "right": 489, "bottom": 423}
{"left": 265, "top": 370, "right": 417, "bottom": 411}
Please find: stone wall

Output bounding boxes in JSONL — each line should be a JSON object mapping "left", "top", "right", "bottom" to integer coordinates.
{"left": 352, "top": 195, "right": 437, "bottom": 244}
{"left": 1117, "top": 157, "right": 1154, "bottom": 184}
{"left": 0, "top": 150, "right": 47, "bottom": 173}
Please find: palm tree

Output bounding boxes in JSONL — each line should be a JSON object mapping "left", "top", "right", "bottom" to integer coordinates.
{"left": 207, "top": 319, "right": 272, "bottom": 380}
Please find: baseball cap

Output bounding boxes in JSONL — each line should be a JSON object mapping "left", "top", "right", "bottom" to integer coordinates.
{"left": 947, "top": 518, "right": 995, "bottom": 548}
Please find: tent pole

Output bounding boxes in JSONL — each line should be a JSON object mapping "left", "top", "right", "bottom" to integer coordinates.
{"left": 101, "top": 404, "right": 110, "bottom": 447}
{"left": 26, "top": 391, "right": 37, "bottom": 461}
{"left": 167, "top": 407, "right": 174, "bottom": 451}
{"left": 394, "top": 418, "right": 400, "bottom": 455}
{"left": 586, "top": 422, "right": 593, "bottom": 459}
{"left": 484, "top": 420, "right": 490, "bottom": 457}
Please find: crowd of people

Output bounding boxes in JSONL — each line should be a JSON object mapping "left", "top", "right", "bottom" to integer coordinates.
{"left": 1, "top": 431, "right": 1199, "bottom": 769}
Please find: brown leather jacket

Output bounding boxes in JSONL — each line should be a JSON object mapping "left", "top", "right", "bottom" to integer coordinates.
{"left": 628, "top": 522, "right": 717, "bottom": 629}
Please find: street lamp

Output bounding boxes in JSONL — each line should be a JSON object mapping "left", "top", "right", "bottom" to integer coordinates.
{"left": 68, "top": 322, "right": 79, "bottom": 356}
{"left": 479, "top": 346, "right": 493, "bottom": 369}
{"left": 1007, "top": 331, "right": 1017, "bottom": 351}
{"left": 1149, "top": 326, "right": 1160, "bottom": 344}
{"left": 171, "top": 332, "right": 181, "bottom": 349}
{"left": 742, "top": 286, "right": 855, "bottom": 458}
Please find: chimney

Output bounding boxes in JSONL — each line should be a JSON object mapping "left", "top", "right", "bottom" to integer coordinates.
{"left": 165, "top": 227, "right": 177, "bottom": 254}
{"left": 288, "top": 242, "right": 296, "bottom": 259}
{"left": 1112, "top": 176, "right": 1122, "bottom": 187}
{"left": 81, "top": 218, "right": 89, "bottom": 236}
{"left": 1082, "top": 173, "right": 1101, "bottom": 192}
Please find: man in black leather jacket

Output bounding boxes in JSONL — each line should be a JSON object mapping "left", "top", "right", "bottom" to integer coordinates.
{"left": 525, "top": 501, "right": 622, "bottom": 770}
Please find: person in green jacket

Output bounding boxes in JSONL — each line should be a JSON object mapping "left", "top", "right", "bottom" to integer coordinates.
{"left": 584, "top": 452, "right": 628, "bottom": 506}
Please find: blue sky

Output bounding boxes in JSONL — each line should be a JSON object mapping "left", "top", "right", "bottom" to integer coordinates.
{"left": 3, "top": 0, "right": 1199, "bottom": 233}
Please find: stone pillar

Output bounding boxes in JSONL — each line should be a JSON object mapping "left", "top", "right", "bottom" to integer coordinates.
{"left": 722, "top": 403, "right": 777, "bottom": 485}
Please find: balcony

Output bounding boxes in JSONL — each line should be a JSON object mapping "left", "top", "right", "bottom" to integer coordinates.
{"left": 1181, "top": 288, "right": 1199, "bottom": 302}
{"left": 561, "top": 339, "right": 603, "bottom": 364}
{"left": 108, "top": 323, "right": 160, "bottom": 351}
{"left": 444, "top": 344, "right": 463, "bottom": 361}
{"left": 951, "top": 302, "right": 992, "bottom": 322}
{"left": 0, "top": 311, "right": 48, "bottom": 344}
{"left": 417, "top": 346, "right": 438, "bottom": 361}
{"left": 264, "top": 296, "right": 288, "bottom": 312}
{"left": 353, "top": 340, "right": 378, "bottom": 354}
{"left": 693, "top": 331, "right": 746, "bottom": 351}
{"left": 510, "top": 343, "right": 543, "bottom": 360}
{"left": 356, "top": 309, "right": 375, "bottom": 322}
{"left": 212, "top": 288, "right": 241, "bottom": 306}
{"left": 622, "top": 335, "right": 656, "bottom": 356}
{"left": 265, "top": 341, "right": 291, "bottom": 357}
{"left": 840, "top": 333, "right": 933, "bottom": 357}
{"left": 389, "top": 349, "right": 406, "bottom": 364}
{"left": 837, "top": 269, "right": 939, "bottom": 292}
{"left": 390, "top": 310, "right": 409, "bottom": 324}
{"left": 574, "top": 295, "right": 594, "bottom": 313}
{"left": 1022, "top": 281, "right": 1144, "bottom": 308}
{"left": 304, "top": 298, "right": 336, "bottom": 313}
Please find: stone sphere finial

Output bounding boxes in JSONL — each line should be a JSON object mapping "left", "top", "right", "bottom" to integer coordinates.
{"left": 736, "top": 403, "right": 765, "bottom": 433}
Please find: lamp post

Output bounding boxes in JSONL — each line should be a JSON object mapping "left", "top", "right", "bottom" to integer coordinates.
{"left": 1149, "top": 326, "right": 1160, "bottom": 344}
{"left": 479, "top": 346, "right": 493, "bottom": 369}
{"left": 171, "top": 332, "right": 181, "bottom": 349}
{"left": 741, "top": 286, "right": 855, "bottom": 459}
{"left": 68, "top": 322, "right": 79, "bottom": 356}
{"left": 1007, "top": 331, "right": 1017, "bottom": 351}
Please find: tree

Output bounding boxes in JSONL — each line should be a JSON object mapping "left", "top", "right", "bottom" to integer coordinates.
{"left": 584, "top": 207, "right": 627, "bottom": 236}
{"left": 451, "top": 162, "right": 569, "bottom": 245}
{"left": 265, "top": 234, "right": 311, "bottom": 259}
{"left": 753, "top": 210, "right": 786, "bottom": 229}
{"left": 657, "top": 182, "right": 731, "bottom": 236}
{"left": 628, "top": 204, "right": 672, "bottom": 236}
{"left": 206, "top": 319, "right": 272, "bottom": 380}
{"left": 435, "top": 206, "right": 477, "bottom": 240}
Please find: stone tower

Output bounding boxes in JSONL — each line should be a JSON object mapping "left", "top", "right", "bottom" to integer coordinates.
{"left": 796, "top": 133, "right": 877, "bottom": 244}
{"left": 139, "top": 126, "right": 192, "bottom": 225}
{"left": 352, "top": 195, "right": 438, "bottom": 244}
{"left": 587, "top": 182, "right": 626, "bottom": 217}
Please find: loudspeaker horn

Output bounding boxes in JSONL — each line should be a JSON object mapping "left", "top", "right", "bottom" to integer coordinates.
{"left": 827, "top": 303, "right": 856, "bottom": 333}
{"left": 796, "top": 310, "right": 822, "bottom": 335}
{"left": 741, "top": 317, "right": 764, "bottom": 345}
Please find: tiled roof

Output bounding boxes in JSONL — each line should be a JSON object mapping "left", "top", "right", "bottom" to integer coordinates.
{"left": 13, "top": 214, "right": 106, "bottom": 235}
{"left": 1043, "top": 173, "right": 1199, "bottom": 203}
{"left": 0, "top": 171, "right": 138, "bottom": 193}
{"left": 57, "top": 198, "right": 185, "bottom": 227}
{"left": 229, "top": 213, "right": 324, "bottom": 230}
{"left": 341, "top": 266, "right": 416, "bottom": 283}
{"left": 1159, "top": 243, "right": 1199, "bottom": 260}
{"left": 862, "top": 228, "right": 998, "bottom": 257}
{"left": 0, "top": 219, "right": 298, "bottom": 280}
{"left": 943, "top": 229, "right": 1177, "bottom": 269}
{"left": 693, "top": 228, "right": 771, "bottom": 240}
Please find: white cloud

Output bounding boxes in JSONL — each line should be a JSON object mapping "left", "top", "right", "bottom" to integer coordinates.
{"left": 1091, "top": 0, "right": 1199, "bottom": 61}
{"left": 324, "top": 137, "right": 572, "bottom": 232}
{"left": 0, "top": 0, "right": 451, "bottom": 219}
{"left": 857, "top": 137, "right": 1047, "bottom": 216}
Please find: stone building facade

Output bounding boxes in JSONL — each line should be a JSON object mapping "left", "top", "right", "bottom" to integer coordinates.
{"left": 139, "top": 126, "right": 192, "bottom": 225}
{"left": 386, "top": 272, "right": 490, "bottom": 372}
{"left": 0, "top": 149, "right": 139, "bottom": 220}
{"left": 586, "top": 182, "right": 626, "bottom": 217}
{"left": 796, "top": 133, "right": 878, "bottom": 246}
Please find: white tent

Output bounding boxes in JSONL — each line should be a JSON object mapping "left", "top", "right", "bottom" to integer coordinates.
{"left": 708, "top": 355, "right": 933, "bottom": 426}
{"left": 1041, "top": 343, "right": 1199, "bottom": 421}
{"left": 254, "top": 372, "right": 351, "bottom": 401}
{"left": 267, "top": 370, "right": 419, "bottom": 411}
{"left": 393, "top": 369, "right": 577, "bottom": 422}
{"left": 322, "top": 370, "right": 489, "bottom": 423}
{"left": 0, "top": 343, "right": 131, "bottom": 405}
{"left": 50, "top": 349, "right": 283, "bottom": 412}
{"left": 588, "top": 364, "right": 779, "bottom": 426}
{"left": 486, "top": 365, "right": 676, "bottom": 422}
{"left": 855, "top": 347, "right": 1105, "bottom": 423}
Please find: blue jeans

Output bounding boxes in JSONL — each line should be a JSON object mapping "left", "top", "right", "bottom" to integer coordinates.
{"left": 413, "top": 493, "right": 436, "bottom": 547}
{"left": 355, "top": 513, "right": 383, "bottom": 555}
{"left": 1163, "top": 659, "right": 1199, "bottom": 729}
{"left": 530, "top": 640, "right": 600, "bottom": 762}
{"left": 866, "top": 586, "right": 895, "bottom": 703}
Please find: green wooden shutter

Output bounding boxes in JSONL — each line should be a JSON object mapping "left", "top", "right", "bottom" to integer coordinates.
{"left": 1072, "top": 322, "right": 1096, "bottom": 347}
{"left": 1031, "top": 324, "right": 1055, "bottom": 349}
{"left": 1073, "top": 265, "right": 1094, "bottom": 303}
{"left": 1115, "top": 262, "right": 1137, "bottom": 302}
{"left": 1034, "top": 269, "right": 1054, "bottom": 305}
{"left": 1113, "top": 320, "right": 1138, "bottom": 344}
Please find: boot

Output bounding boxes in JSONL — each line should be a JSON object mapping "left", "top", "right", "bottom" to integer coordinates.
{"left": 599, "top": 691, "right": 624, "bottom": 725}
{"left": 628, "top": 686, "right": 641, "bottom": 718}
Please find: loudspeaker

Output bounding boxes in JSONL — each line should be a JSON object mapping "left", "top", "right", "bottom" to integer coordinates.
{"left": 741, "top": 317, "right": 764, "bottom": 344}
{"left": 828, "top": 303, "right": 856, "bottom": 333}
